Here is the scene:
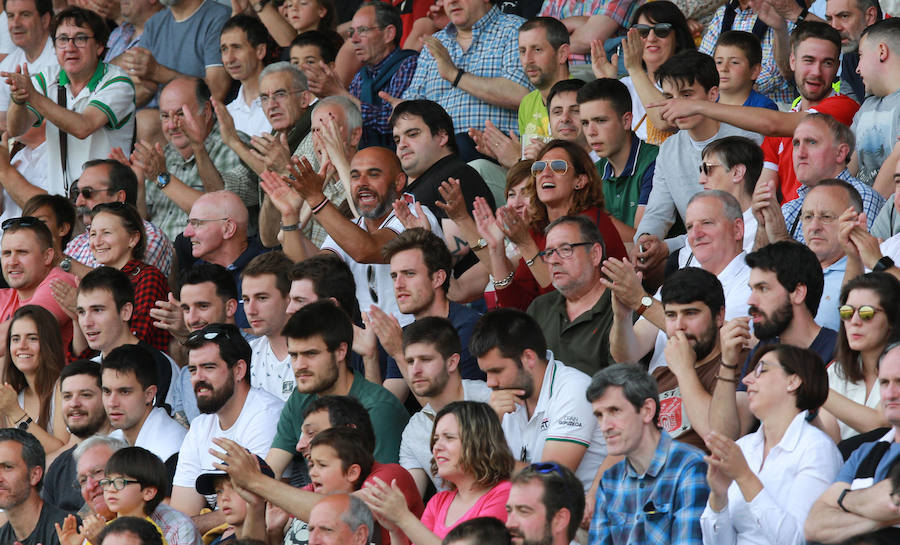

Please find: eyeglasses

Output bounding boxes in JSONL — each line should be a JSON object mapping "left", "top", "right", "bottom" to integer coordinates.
{"left": 1, "top": 216, "right": 42, "bottom": 230}
{"left": 98, "top": 478, "right": 141, "bottom": 491}
{"left": 186, "top": 218, "right": 228, "bottom": 229}
{"left": 70, "top": 184, "right": 116, "bottom": 201}
{"left": 259, "top": 90, "right": 303, "bottom": 106}
{"left": 633, "top": 23, "right": 673, "bottom": 39}
{"left": 538, "top": 242, "right": 593, "bottom": 263}
{"left": 751, "top": 359, "right": 794, "bottom": 378}
{"left": 366, "top": 265, "right": 378, "bottom": 304}
{"left": 530, "top": 160, "right": 569, "bottom": 176}
{"left": 800, "top": 212, "right": 838, "bottom": 225}
{"left": 838, "top": 304, "right": 882, "bottom": 321}
{"left": 54, "top": 34, "right": 94, "bottom": 48}
{"left": 347, "top": 25, "right": 381, "bottom": 38}
{"left": 699, "top": 162, "right": 723, "bottom": 176}
{"left": 187, "top": 324, "right": 237, "bottom": 344}
{"left": 75, "top": 467, "right": 106, "bottom": 490}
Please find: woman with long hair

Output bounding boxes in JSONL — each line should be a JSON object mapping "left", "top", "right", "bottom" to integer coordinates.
{"left": 701, "top": 344, "right": 842, "bottom": 544}
{"left": 820, "top": 272, "right": 900, "bottom": 441}
{"left": 359, "top": 401, "right": 515, "bottom": 545}
{"left": 0, "top": 305, "right": 68, "bottom": 452}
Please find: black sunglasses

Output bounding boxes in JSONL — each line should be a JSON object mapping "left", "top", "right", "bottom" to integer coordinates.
{"left": 633, "top": 23, "right": 673, "bottom": 39}
{"left": 70, "top": 184, "right": 117, "bottom": 201}
{"left": 1, "top": 216, "right": 42, "bottom": 230}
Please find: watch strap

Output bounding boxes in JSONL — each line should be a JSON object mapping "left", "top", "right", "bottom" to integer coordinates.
{"left": 837, "top": 488, "right": 852, "bottom": 513}
{"left": 873, "top": 256, "right": 895, "bottom": 273}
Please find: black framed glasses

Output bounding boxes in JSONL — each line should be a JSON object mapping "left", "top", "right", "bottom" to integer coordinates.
{"left": 538, "top": 242, "right": 593, "bottom": 263}
{"left": 70, "top": 184, "right": 116, "bottom": 201}
{"left": 699, "top": 162, "right": 723, "bottom": 176}
{"left": 54, "top": 34, "right": 94, "bottom": 49}
{"left": 1, "top": 216, "right": 42, "bottom": 230}
{"left": 98, "top": 477, "right": 141, "bottom": 491}
{"left": 187, "top": 323, "right": 237, "bottom": 344}
{"left": 838, "top": 304, "right": 882, "bottom": 322}
{"left": 633, "top": 23, "right": 673, "bottom": 39}
{"left": 531, "top": 160, "right": 569, "bottom": 176}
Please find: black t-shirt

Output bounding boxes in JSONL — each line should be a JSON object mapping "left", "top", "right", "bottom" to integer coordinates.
{"left": 0, "top": 501, "right": 72, "bottom": 545}
{"left": 40, "top": 446, "right": 84, "bottom": 515}
{"left": 405, "top": 154, "right": 496, "bottom": 220}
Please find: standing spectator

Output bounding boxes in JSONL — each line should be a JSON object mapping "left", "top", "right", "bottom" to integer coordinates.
{"left": 103, "top": 0, "right": 163, "bottom": 65}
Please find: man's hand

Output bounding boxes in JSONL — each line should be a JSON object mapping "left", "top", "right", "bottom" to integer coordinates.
{"left": 488, "top": 388, "right": 525, "bottom": 419}
{"left": 211, "top": 98, "right": 241, "bottom": 147}
{"left": 590, "top": 39, "right": 618, "bottom": 79}
{"left": 751, "top": 178, "right": 780, "bottom": 225}
{"left": 150, "top": 293, "right": 190, "bottom": 339}
{"left": 664, "top": 331, "right": 697, "bottom": 377}
{"left": 0, "top": 132, "right": 13, "bottom": 170}
{"left": 599, "top": 257, "right": 645, "bottom": 311}
{"left": 750, "top": 0, "right": 788, "bottom": 31}
{"left": 847, "top": 214, "right": 884, "bottom": 268}
{"left": 421, "top": 35, "right": 457, "bottom": 82}
{"left": 522, "top": 137, "right": 547, "bottom": 160}
{"left": 481, "top": 120, "right": 520, "bottom": 168}
{"left": 365, "top": 304, "right": 404, "bottom": 360}
{"left": 122, "top": 47, "right": 159, "bottom": 81}
{"left": 428, "top": 0, "right": 450, "bottom": 29}
{"left": 230, "top": 0, "right": 251, "bottom": 15}
{"left": 259, "top": 169, "right": 304, "bottom": 220}
{"left": 720, "top": 317, "right": 752, "bottom": 369}
{"left": 181, "top": 104, "right": 210, "bottom": 148}
{"left": 304, "top": 61, "right": 346, "bottom": 98}
{"left": 210, "top": 437, "right": 265, "bottom": 490}
{"left": 75, "top": 0, "right": 118, "bottom": 19}
{"left": 467, "top": 126, "right": 497, "bottom": 160}
{"left": 377, "top": 91, "right": 403, "bottom": 110}
{"left": 392, "top": 199, "right": 430, "bottom": 231}
{"left": 435, "top": 178, "right": 469, "bottom": 222}
{"left": 355, "top": 315, "right": 379, "bottom": 359}
{"left": 286, "top": 156, "right": 328, "bottom": 204}
{"left": 50, "top": 278, "right": 78, "bottom": 319}
{"left": 251, "top": 133, "right": 293, "bottom": 175}
{"left": 2, "top": 64, "right": 35, "bottom": 105}
{"left": 647, "top": 97, "right": 703, "bottom": 125}
{"left": 763, "top": 0, "right": 804, "bottom": 23}
{"left": 131, "top": 140, "right": 168, "bottom": 180}
{"left": 634, "top": 234, "right": 668, "bottom": 273}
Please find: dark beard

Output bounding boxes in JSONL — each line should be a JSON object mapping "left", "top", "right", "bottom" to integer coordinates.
{"left": 196, "top": 377, "right": 235, "bottom": 414}
{"left": 68, "top": 410, "right": 108, "bottom": 439}
{"left": 751, "top": 300, "right": 794, "bottom": 340}
{"left": 692, "top": 322, "right": 720, "bottom": 361}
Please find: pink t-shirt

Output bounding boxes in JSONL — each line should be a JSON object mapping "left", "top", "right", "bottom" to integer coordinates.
{"left": 0, "top": 267, "right": 76, "bottom": 349}
{"left": 420, "top": 480, "right": 511, "bottom": 540}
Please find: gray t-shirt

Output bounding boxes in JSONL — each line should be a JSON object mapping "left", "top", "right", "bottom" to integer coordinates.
{"left": 635, "top": 122, "right": 763, "bottom": 251}
{"left": 141, "top": 0, "right": 229, "bottom": 79}
{"left": 851, "top": 87, "right": 900, "bottom": 187}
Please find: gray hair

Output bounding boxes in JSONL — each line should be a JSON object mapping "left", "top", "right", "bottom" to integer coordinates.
{"left": 341, "top": 495, "right": 374, "bottom": 540}
{"left": 259, "top": 61, "right": 309, "bottom": 91}
{"left": 73, "top": 435, "right": 127, "bottom": 463}
{"left": 688, "top": 189, "right": 743, "bottom": 222}
{"left": 586, "top": 363, "right": 660, "bottom": 424}
{"left": 313, "top": 95, "right": 363, "bottom": 134}
{"left": 544, "top": 215, "right": 607, "bottom": 261}
{"left": 801, "top": 112, "right": 856, "bottom": 162}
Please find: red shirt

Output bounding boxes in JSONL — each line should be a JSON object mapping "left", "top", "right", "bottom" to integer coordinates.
{"left": 762, "top": 94, "right": 859, "bottom": 202}
{"left": 0, "top": 267, "right": 77, "bottom": 350}
{"left": 121, "top": 259, "right": 171, "bottom": 353}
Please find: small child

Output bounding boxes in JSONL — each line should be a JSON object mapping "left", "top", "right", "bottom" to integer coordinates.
{"left": 714, "top": 31, "right": 779, "bottom": 110}
{"left": 195, "top": 455, "right": 275, "bottom": 545}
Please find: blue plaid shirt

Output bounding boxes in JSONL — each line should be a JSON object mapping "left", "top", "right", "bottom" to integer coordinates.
{"left": 589, "top": 431, "right": 708, "bottom": 545}
{"left": 782, "top": 169, "right": 886, "bottom": 243}
{"left": 402, "top": 7, "right": 531, "bottom": 135}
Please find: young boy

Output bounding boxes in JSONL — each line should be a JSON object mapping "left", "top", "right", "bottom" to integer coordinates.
{"left": 101, "top": 447, "right": 170, "bottom": 544}
{"left": 288, "top": 30, "right": 341, "bottom": 99}
{"left": 195, "top": 456, "right": 275, "bottom": 545}
{"left": 714, "top": 31, "right": 778, "bottom": 110}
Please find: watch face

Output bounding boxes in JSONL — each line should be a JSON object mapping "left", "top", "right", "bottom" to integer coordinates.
{"left": 641, "top": 296, "right": 653, "bottom": 306}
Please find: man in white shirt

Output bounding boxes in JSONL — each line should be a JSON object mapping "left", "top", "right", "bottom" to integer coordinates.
{"left": 242, "top": 251, "right": 294, "bottom": 401}
{"left": 0, "top": 0, "right": 54, "bottom": 121}
{"left": 221, "top": 15, "right": 270, "bottom": 137}
{"left": 470, "top": 308, "right": 606, "bottom": 492}
{"left": 397, "top": 317, "right": 490, "bottom": 495}
{"left": 172, "top": 322, "right": 284, "bottom": 531}
{"left": 101, "top": 344, "right": 187, "bottom": 476}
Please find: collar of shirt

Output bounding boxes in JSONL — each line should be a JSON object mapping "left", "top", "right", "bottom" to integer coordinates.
{"left": 528, "top": 351, "right": 563, "bottom": 420}
{"left": 824, "top": 254, "right": 848, "bottom": 274}
{"left": 365, "top": 46, "right": 401, "bottom": 75}
{"left": 164, "top": 121, "right": 225, "bottom": 166}
{"left": 445, "top": 6, "right": 501, "bottom": 39}
{"left": 626, "top": 429, "right": 674, "bottom": 479}
{"left": 743, "top": 410, "right": 809, "bottom": 459}
{"left": 59, "top": 61, "right": 107, "bottom": 93}
{"left": 602, "top": 132, "right": 642, "bottom": 180}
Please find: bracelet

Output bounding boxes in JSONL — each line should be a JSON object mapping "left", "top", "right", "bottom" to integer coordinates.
{"left": 310, "top": 197, "right": 329, "bottom": 215}
{"left": 452, "top": 69, "right": 465, "bottom": 88}
{"left": 715, "top": 375, "right": 738, "bottom": 384}
{"left": 492, "top": 271, "right": 514, "bottom": 288}
{"left": 15, "top": 412, "right": 29, "bottom": 424}
{"left": 280, "top": 222, "right": 301, "bottom": 231}
{"left": 720, "top": 361, "right": 738, "bottom": 370}
{"left": 795, "top": 5, "right": 809, "bottom": 22}
{"left": 525, "top": 253, "right": 540, "bottom": 267}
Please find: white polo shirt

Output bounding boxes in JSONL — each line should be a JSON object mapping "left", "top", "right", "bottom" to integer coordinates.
{"left": 0, "top": 37, "right": 57, "bottom": 111}
{"left": 249, "top": 335, "right": 294, "bottom": 401}
{"left": 225, "top": 84, "right": 271, "bottom": 137}
{"left": 109, "top": 406, "right": 187, "bottom": 463}
{"left": 399, "top": 379, "right": 491, "bottom": 490}
{"left": 500, "top": 352, "right": 606, "bottom": 492}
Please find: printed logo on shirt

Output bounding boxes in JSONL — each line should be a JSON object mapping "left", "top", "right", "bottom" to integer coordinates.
{"left": 557, "top": 415, "right": 583, "bottom": 429}
{"left": 658, "top": 387, "right": 690, "bottom": 438}
{"left": 282, "top": 381, "right": 294, "bottom": 396}
{"left": 540, "top": 418, "right": 550, "bottom": 431}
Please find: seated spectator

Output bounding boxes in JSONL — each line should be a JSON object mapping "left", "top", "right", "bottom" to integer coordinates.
{"left": 65, "top": 159, "right": 174, "bottom": 278}
{"left": 699, "top": 136, "right": 762, "bottom": 254}
{"left": 0, "top": 217, "right": 77, "bottom": 354}
{"left": 221, "top": 16, "right": 271, "bottom": 137}
{"left": 94, "top": 446, "right": 169, "bottom": 542}
{"left": 871, "top": 158, "right": 900, "bottom": 241}
{"left": 242, "top": 252, "right": 295, "bottom": 401}
{"left": 97, "top": 517, "right": 166, "bottom": 545}
{"left": 102, "top": 344, "right": 186, "bottom": 479}
{"left": 820, "top": 273, "right": 900, "bottom": 441}
{"left": 0, "top": 305, "right": 67, "bottom": 453}
{"left": 470, "top": 308, "right": 606, "bottom": 491}
{"left": 265, "top": 301, "right": 409, "bottom": 478}
{"left": 172, "top": 323, "right": 284, "bottom": 521}
{"left": 399, "top": 0, "right": 530, "bottom": 160}
{"left": 0, "top": 428, "right": 69, "bottom": 545}
{"left": 286, "top": 254, "right": 359, "bottom": 319}
{"left": 194, "top": 457, "right": 274, "bottom": 545}
{"left": 579, "top": 78, "right": 658, "bottom": 231}
{"left": 397, "top": 317, "right": 491, "bottom": 495}
{"left": 526, "top": 215, "right": 617, "bottom": 375}
{"left": 42, "top": 360, "right": 111, "bottom": 515}
{"left": 586, "top": 363, "right": 708, "bottom": 544}
{"left": 0, "top": 121, "right": 49, "bottom": 226}
{"left": 444, "top": 517, "right": 511, "bottom": 545}
{"left": 4, "top": 7, "right": 135, "bottom": 192}
{"left": 75, "top": 267, "right": 180, "bottom": 412}
{"left": 288, "top": 30, "right": 342, "bottom": 96}
{"left": 359, "top": 401, "right": 514, "bottom": 543}
{"left": 88, "top": 202, "right": 170, "bottom": 352}
{"left": 74, "top": 435, "right": 201, "bottom": 545}
{"left": 22, "top": 194, "right": 76, "bottom": 269}
{"left": 0, "top": 0, "right": 55, "bottom": 123}
{"left": 505, "top": 462, "right": 584, "bottom": 545}
{"left": 307, "top": 494, "right": 372, "bottom": 545}
{"left": 701, "top": 345, "right": 843, "bottom": 544}
{"left": 103, "top": 0, "right": 162, "bottom": 66}
{"left": 713, "top": 31, "right": 778, "bottom": 110}
{"left": 805, "top": 341, "right": 900, "bottom": 544}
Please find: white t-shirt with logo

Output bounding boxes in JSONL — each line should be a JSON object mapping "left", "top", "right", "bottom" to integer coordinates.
{"left": 249, "top": 335, "right": 295, "bottom": 401}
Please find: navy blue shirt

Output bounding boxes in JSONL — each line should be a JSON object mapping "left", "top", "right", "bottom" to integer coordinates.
{"left": 737, "top": 327, "right": 838, "bottom": 392}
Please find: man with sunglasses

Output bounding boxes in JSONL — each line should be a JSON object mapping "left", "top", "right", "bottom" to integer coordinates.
{"left": 3, "top": 6, "right": 135, "bottom": 195}
{"left": 506, "top": 462, "right": 585, "bottom": 545}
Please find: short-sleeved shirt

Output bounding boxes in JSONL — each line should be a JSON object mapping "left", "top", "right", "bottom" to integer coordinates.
{"left": 109, "top": 406, "right": 187, "bottom": 464}
{"left": 836, "top": 428, "right": 900, "bottom": 487}
{"left": 66, "top": 219, "right": 174, "bottom": 277}
{"left": 402, "top": 7, "right": 531, "bottom": 135}
{"left": 173, "top": 388, "right": 284, "bottom": 496}
{"left": 270, "top": 370, "right": 410, "bottom": 464}
{"left": 518, "top": 88, "right": 550, "bottom": 144}
{"left": 422, "top": 481, "right": 511, "bottom": 538}
{"left": 404, "top": 155, "right": 496, "bottom": 220}
{"left": 29, "top": 62, "right": 135, "bottom": 192}
{"left": 500, "top": 353, "right": 607, "bottom": 491}
{"left": 851, "top": 87, "right": 900, "bottom": 187}
{"left": 41, "top": 445, "right": 83, "bottom": 514}
{"left": 103, "top": 21, "right": 141, "bottom": 63}
{"left": 0, "top": 501, "right": 70, "bottom": 545}
{"left": 817, "top": 256, "right": 846, "bottom": 332}
{"left": 399, "top": 379, "right": 491, "bottom": 490}
{"left": 0, "top": 38, "right": 56, "bottom": 111}
{"left": 539, "top": 0, "right": 642, "bottom": 64}
{"left": 652, "top": 353, "right": 721, "bottom": 452}
{"left": 0, "top": 267, "right": 77, "bottom": 350}
{"left": 249, "top": 335, "right": 295, "bottom": 401}
{"left": 596, "top": 133, "right": 658, "bottom": 227}
{"left": 742, "top": 89, "right": 779, "bottom": 110}
{"left": 141, "top": 1, "right": 229, "bottom": 79}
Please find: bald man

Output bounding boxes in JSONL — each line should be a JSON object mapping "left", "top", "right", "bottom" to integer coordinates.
{"left": 184, "top": 190, "right": 269, "bottom": 328}
{"left": 268, "top": 147, "right": 443, "bottom": 328}
{"left": 308, "top": 495, "right": 373, "bottom": 545}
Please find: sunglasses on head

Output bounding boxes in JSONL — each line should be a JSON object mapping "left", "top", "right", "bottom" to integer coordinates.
{"left": 838, "top": 304, "right": 882, "bottom": 321}
{"left": 1, "top": 216, "right": 42, "bottom": 230}
{"left": 187, "top": 323, "right": 237, "bottom": 344}
{"left": 530, "top": 160, "right": 569, "bottom": 176}
{"left": 633, "top": 23, "right": 673, "bottom": 39}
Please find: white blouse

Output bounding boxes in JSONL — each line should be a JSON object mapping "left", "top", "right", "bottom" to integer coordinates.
{"left": 827, "top": 362, "right": 881, "bottom": 440}
{"left": 700, "top": 411, "right": 843, "bottom": 545}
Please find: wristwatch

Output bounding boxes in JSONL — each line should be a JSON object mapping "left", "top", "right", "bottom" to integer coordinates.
{"left": 636, "top": 295, "right": 653, "bottom": 316}
{"left": 16, "top": 415, "right": 32, "bottom": 431}
{"left": 252, "top": 0, "right": 270, "bottom": 12}
{"left": 60, "top": 256, "right": 72, "bottom": 272}
{"left": 156, "top": 172, "right": 171, "bottom": 190}
{"left": 873, "top": 256, "right": 895, "bottom": 273}
{"left": 469, "top": 238, "right": 488, "bottom": 251}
